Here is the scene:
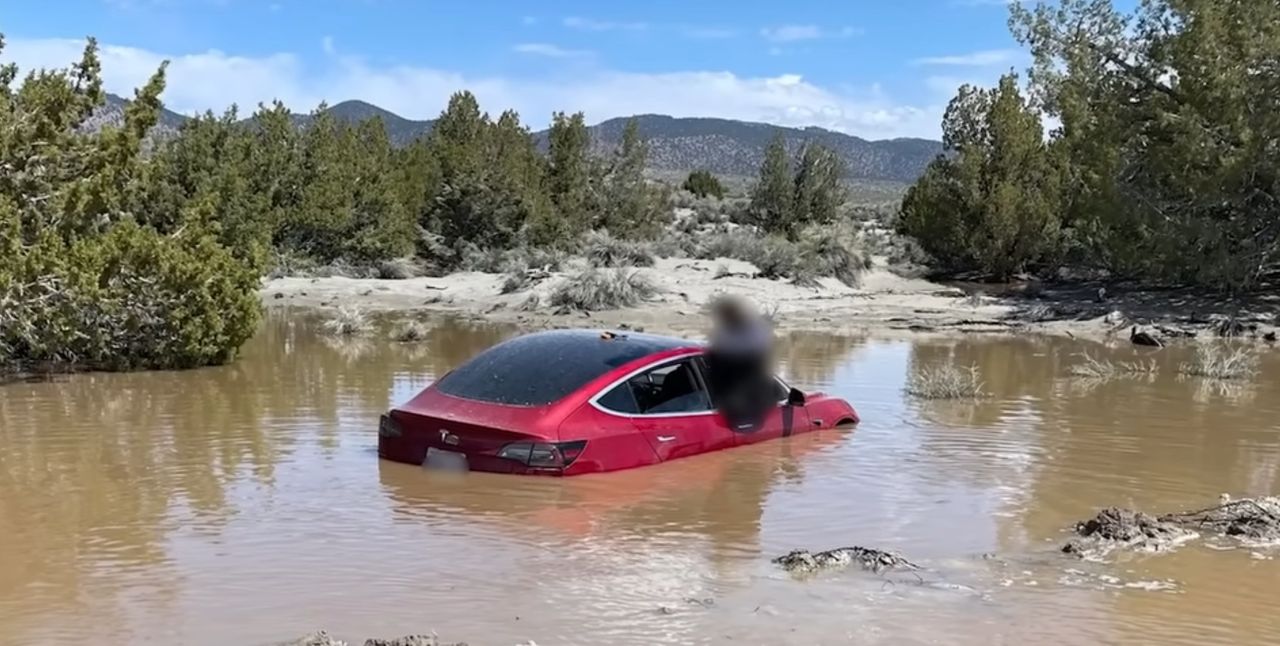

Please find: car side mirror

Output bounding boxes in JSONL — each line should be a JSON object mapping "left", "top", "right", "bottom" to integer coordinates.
{"left": 787, "top": 387, "right": 806, "bottom": 406}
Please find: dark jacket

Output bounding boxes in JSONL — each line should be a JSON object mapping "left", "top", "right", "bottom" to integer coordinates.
{"left": 705, "top": 319, "right": 774, "bottom": 431}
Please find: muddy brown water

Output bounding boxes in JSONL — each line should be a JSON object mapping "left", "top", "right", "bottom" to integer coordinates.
{"left": 3, "top": 312, "right": 1280, "bottom": 645}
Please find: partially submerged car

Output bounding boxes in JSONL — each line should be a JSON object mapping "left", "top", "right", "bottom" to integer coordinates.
{"left": 377, "top": 329, "right": 859, "bottom": 476}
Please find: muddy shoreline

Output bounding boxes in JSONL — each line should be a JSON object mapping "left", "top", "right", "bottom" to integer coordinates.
{"left": 260, "top": 257, "right": 1280, "bottom": 344}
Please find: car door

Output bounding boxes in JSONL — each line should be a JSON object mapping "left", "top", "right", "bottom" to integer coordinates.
{"left": 693, "top": 355, "right": 810, "bottom": 446}
{"left": 593, "top": 356, "right": 732, "bottom": 462}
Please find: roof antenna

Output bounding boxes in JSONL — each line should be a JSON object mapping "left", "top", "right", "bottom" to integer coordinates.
{"left": 600, "top": 330, "right": 628, "bottom": 340}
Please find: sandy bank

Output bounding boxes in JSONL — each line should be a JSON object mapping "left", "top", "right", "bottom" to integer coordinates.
{"left": 259, "top": 256, "right": 1279, "bottom": 343}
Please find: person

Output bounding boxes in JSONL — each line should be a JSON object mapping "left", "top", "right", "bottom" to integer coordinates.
{"left": 704, "top": 295, "right": 775, "bottom": 432}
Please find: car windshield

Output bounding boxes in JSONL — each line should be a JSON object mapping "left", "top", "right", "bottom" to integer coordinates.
{"left": 434, "top": 330, "right": 694, "bottom": 406}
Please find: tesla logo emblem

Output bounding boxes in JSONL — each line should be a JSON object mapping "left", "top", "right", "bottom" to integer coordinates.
{"left": 439, "top": 429, "right": 460, "bottom": 446}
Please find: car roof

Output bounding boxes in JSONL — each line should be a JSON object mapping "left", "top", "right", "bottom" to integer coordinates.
{"left": 431, "top": 328, "right": 703, "bottom": 407}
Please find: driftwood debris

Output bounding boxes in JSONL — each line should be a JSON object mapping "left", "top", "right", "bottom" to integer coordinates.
{"left": 1063, "top": 496, "right": 1280, "bottom": 558}
{"left": 773, "top": 546, "right": 919, "bottom": 575}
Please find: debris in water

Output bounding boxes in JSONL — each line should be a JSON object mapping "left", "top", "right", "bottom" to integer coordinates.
{"left": 1062, "top": 507, "right": 1198, "bottom": 557}
{"left": 282, "top": 633, "right": 467, "bottom": 646}
{"left": 1064, "top": 496, "right": 1280, "bottom": 557}
{"left": 773, "top": 546, "right": 919, "bottom": 575}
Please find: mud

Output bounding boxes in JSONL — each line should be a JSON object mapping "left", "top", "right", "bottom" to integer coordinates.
{"left": 1063, "top": 496, "right": 1280, "bottom": 558}
{"left": 773, "top": 546, "right": 920, "bottom": 575}
{"left": 284, "top": 632, "right": 467, "bottom": 646}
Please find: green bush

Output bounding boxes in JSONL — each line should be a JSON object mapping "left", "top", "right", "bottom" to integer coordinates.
{"left": 682, "top": 170, "right": 725, "bottom": 199}
{"left": 0, "top": 36, "right": 261, "bottom": 375}
{"left": 1, "top": 221, "right": 260, "bottom": 371}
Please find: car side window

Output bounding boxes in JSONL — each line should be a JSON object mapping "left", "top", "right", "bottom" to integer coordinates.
{"left": 597, "top": 380, "right": 640, "bottom": 414}
{"left": 598, "top": 359, "right": 713, "bottom": 415}
{"left": 772, "top": 378, "right": 788, "bottom": 402}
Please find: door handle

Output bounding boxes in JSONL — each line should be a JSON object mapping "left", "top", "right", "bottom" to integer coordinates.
{"left": 657, "top": 435, "right": 676, "bottom": 442}
{"left": 811, "top": 419, "right": 823, "bottom": 427}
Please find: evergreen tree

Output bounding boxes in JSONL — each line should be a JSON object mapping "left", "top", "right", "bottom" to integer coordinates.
{"left": 347, "top": 116, "right": 415, "bottom": 263}
{"left": 600, "top": 118, "right": 670, "bottom": 239}
{"left": 542, "top": 111, "right": 593, "bottom": 245}
{"left": 749, "top": 133, "right": 795, "bottom": 236}
{"left": 1008, "top": 0, "right": 1280, "bottom": 289}
{"left": 899, "top": 74, "right": 1062, "bottom": 278}
{"left": 791, "top": 142, "right": 846, "bottom": 236}
{"left": 0, "top": 35, "right": 260, "bottom": 373}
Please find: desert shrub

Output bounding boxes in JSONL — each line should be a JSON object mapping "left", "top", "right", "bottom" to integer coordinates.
{"left": 549, "top": 267, "right": 658, "bottom": 311}
{"left": 377, "top": 257, "right": 424, "bottom": 280}
{"left": 696, "top": 229, "right": 764, "bottom": 262}
{"left": 652, "top": 231, "right": 698, "bottom": 259}
{"left": 0, "top": 41, "right": 261, "bottom": 374}
{"left": 796, "top": 230, "right": 871, "bottom": 287}
{"left": 583, "top": 229, "right": 656, "bottom": 268}
{"left": 1, "top": 221, "right": 261, "bottom": 371}
{"left": 693, "top": 227, "right": 868, "bottom": 287}
{"left": 682, "top": 169, "right": 725, "bottom": 199}
{"left": 457, "top": 244, "right": 566, "bottom": 274}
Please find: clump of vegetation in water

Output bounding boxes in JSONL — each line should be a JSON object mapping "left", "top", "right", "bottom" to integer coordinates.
{"left": 391, "top": 320, "right": 429, "bottom": 343}
{"left": 549, "top": 267, "right": 657, "bottom": 311}
{"left": 0, "top": 37, "right": 260, "bottom": 375}
{"left": 904, "top": 364, "right": 986, "bottom": 400}
{"left": 1178, "top": 345, "right": 1259, "bottom": 380}
{"left": 322, "top": 306, "right": 372, "bottom": 337}
{"left": 1069, "top": 352, "right": 1160, "bottom": 380}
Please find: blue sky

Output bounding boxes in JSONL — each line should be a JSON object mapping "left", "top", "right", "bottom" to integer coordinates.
{"left": 0, "top": 0, "right": 1033, "bottom": 139}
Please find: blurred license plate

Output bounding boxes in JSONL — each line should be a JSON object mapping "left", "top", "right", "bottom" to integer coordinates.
{"left": 424, "top": 447, "right": 468, "bottom": 471}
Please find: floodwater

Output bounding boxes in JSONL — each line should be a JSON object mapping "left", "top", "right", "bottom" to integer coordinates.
{"left": 3, "top": 313, "right": 1280, "bottom": 646}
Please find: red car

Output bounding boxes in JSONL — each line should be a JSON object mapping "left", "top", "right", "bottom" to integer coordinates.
{"left": 377, "top": 328, "right": 860, "bottom": 476}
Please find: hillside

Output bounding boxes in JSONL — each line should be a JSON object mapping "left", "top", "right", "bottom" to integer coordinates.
{"left": 582, "top": 115, "right": 941, "bottom": 183}
{"left": 97, "top": 94, "right": 941, "bottom": 182}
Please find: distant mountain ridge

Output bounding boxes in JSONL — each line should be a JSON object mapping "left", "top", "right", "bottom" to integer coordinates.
{"left": 101, "top": 94, "right": 942, "bottom": 183}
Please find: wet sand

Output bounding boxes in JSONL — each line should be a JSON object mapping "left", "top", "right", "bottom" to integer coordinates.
{"left": 260, "top": 257, "right": 1280, "bottom": 344}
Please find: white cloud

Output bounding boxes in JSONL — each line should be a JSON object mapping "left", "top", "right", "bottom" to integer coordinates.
{"left": 913, "top": 49, "right": 1020, "bottom": 66}
{"left": 512, "top": 43, "right": 591, "bottom": 59}
{"left": 760, "top": 24, "right": 861, "bottom": 43}
{"left": 563, "top": 16, "right": 647, "bottom": 32}
{"left": 0, "top": 36, "right": 944, "bottom": 139}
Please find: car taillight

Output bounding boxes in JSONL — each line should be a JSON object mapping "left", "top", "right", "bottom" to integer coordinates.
{"left": 497, "top": 440, "right": 587, "bottom": 468}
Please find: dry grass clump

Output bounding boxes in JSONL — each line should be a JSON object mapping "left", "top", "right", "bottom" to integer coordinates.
{"left": 391, "top": 320, "right": 429, "bottom": 343}
{"left": 549, "top": 267, "right": 658, "bottom": 311}
{"left": 1178, "top": 345, "right": 1259, "bottom": 380}
{"left": 322, "top": 306, "right": 372, "bottom": 337}
{"left": 904, "top": 364, "right": 987, "bottom": 400}
{"left": 1069, "top": 351, "right": 1160, "bottom": 380}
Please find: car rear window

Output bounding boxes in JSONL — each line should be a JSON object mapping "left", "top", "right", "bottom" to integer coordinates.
{"left": 434, "top": 330, "right": 693, "bottom": 406}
